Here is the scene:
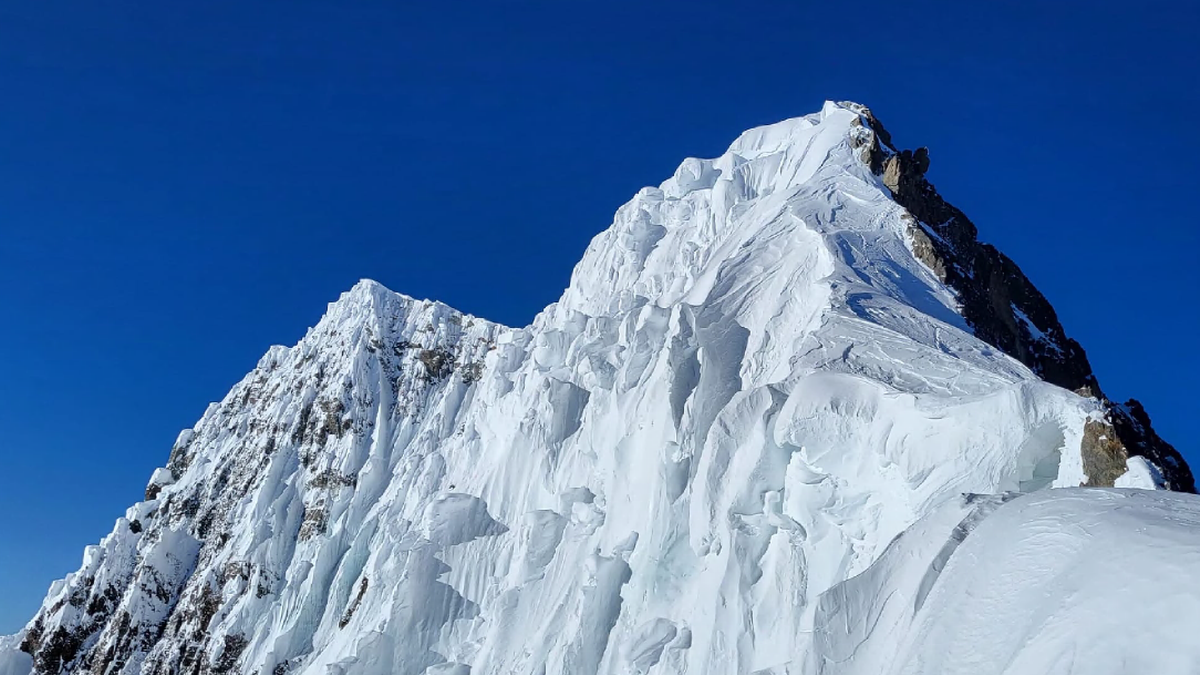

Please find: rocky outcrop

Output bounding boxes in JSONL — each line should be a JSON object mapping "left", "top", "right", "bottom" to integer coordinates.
{"left": 1080, "top": 419, "right": 1129, "bottom": 488}
{"left": 13, "top": 284, "right": 506, "bottom": 675}
{"left": 848, "top": 104, "right": 1193, "bottom": 492}
{"left": 1108, "top": 399, "right": 1191, "bottom": 489}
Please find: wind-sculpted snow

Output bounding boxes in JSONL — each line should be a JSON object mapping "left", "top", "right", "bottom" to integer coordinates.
{"left": 808, "top": 489, "right": 1200, "bottom": 675}
{"left": 4, "top": 101, "right": 1194, "bottom": 675}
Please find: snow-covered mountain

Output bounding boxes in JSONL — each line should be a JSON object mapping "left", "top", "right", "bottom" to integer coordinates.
{"left": 4, "top": 101, "right": 1197, "bottom": 675}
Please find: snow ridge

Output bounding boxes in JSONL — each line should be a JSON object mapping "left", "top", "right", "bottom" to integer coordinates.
{"left": 4, "top": 101, "right": 1196, "bottom": 675}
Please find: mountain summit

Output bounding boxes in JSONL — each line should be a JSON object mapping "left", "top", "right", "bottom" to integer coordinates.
{"left": 4, "top": 102, "right": 1197, "bottom": 675}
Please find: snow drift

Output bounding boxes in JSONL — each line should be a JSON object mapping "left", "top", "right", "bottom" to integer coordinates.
{"left": 4, "top": 101, "right": 1197, "bottom": 675}
{"left": 808, "top": 488, "right": 1200, "bottom": 675}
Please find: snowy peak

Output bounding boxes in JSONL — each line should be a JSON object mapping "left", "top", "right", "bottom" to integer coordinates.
{"left": 9, "top": 281, "right": 513, "bottom": 675}
{"left": 559, "top": 101, "right": 877, "bottom": 318}
{"left": 3, "top": 101, "right": 1195, "bottom": 675}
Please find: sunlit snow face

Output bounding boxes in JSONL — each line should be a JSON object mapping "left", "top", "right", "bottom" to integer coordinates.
{"left": 3, "top": 102, "right": 1183, "bottom": 675}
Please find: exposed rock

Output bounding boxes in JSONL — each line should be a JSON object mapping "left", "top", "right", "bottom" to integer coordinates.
{"left": 165, "top": 432, "right": 194, "bottom": 480}
{"left": 18, "top": 617, "right": 45, "bottom": 655}
{"left": 843, "top": 101, "right": 893, "bottom": 174}
{"left": 847, "top": 115, "right": 885, "bottom": 174}
{"left": 418, "top": 347, "right": 455, "bottom": 380}
{"left": 1109, "top": 399, "right": 1189, "bottom": 490}
{"left": 298, "top": 505, "right": 328, "bottom": 540}
{"left": 901, "top": 213, "right": 947, "bottom": 282}
{"left": 30, "top": 626, "right": 86, "bottom": 674}
{"left": 338, "top": 578, "right": 369, "bottom": 629}
{"left": 460, "top": 360, "right": 485, "bottom": 384}
{"left": 858, "top": 108, "right": 1194, "bottom": 492}
{"left": 212, "top": 633, "right": 248, "bottom": 674}
{"left": 308, "top": 470, "right": 357, "bottom": 490}
{"left": 1080, "top": 418, "right": 1129, "bottom": 487}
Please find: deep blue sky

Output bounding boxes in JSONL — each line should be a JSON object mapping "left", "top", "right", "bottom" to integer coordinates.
{"left": 1, "top": 1, "right": 1197, "bottom": 632}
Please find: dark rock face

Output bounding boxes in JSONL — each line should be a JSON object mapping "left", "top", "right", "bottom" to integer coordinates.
{"left": 1110, "top": 398, "right": 1192, "bottom": 489}
{"left": 851, "top": 104, "right": 1194, "bottom": 492}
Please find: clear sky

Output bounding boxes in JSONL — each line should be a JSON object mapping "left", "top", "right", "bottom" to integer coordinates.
{"left": 1, "top": 1, "right": 1197, "bottom": 632}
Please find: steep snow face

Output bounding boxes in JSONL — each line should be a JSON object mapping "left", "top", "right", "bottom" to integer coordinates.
{"left": 2, "top": 101, "right": 1188, "bottom": 675}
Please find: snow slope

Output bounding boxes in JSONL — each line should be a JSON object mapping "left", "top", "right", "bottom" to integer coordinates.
{"left": 808, "top": 488, "right": 1200, "bottom": 675}
{"left": 4, "top": 101, "right": 1196, "bottom": 675}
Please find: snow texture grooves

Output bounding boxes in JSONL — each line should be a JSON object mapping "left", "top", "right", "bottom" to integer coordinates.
{"left": 809, "top": 489, "right": 1200, "bottom": 675}
{"left": 4, "top": 101, "right": 1197, "bottom": 675}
